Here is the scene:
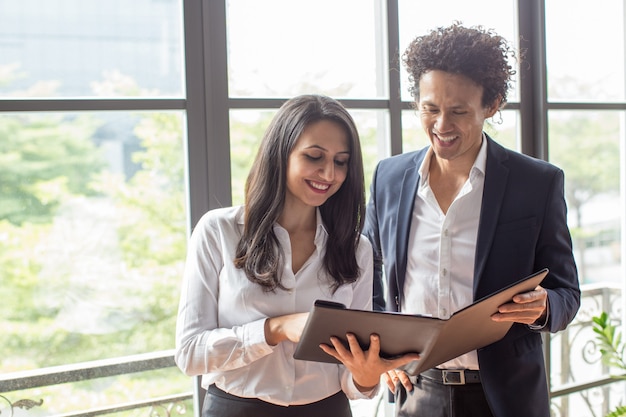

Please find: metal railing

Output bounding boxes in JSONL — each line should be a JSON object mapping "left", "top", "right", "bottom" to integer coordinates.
{"left": 1, "top": 285, "right": 624, "bottom": 417}
{"left": 549, "top": 284, "right": 626, "bottom": 417}
{"left": 0, "top": 350, "right": 192, "bottom": 417}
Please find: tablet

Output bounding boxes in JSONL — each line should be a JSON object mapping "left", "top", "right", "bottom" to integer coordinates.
{"left": 293, "top": 268, "right": 549, "bottom": 374}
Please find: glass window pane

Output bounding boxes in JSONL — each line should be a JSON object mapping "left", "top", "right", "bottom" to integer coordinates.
{"left": 0, "top": 0, "right": 184, "bottom": 98}
{"left": 1, "top": 110, "right": 188, "bottom": 371}
{"left": 230, "top": 109, "right": 272, "bottom": 205}
{"left": 546, "top": 0, "right": 625, "bottom": 102}
{"left": 484, "top": 109, "right": 518, "bottom": 151}
{"left": 548, "top": 110, "right": 623, "bottom": 285}
{"left": 356, "top": 109, "right": 390, "bottom": 195}
{"left": 402, "top": 109, "right": 430, "bottom": 152}
{"left": 226, "top": 0, "right": 387, "bottom": 99}
{"left": 398, "top": 0, "right": 519, "bottom": 103}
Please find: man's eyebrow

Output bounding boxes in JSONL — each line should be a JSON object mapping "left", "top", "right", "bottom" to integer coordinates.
{"left": 420, "top": 102, "right": 467, "bottom": 110}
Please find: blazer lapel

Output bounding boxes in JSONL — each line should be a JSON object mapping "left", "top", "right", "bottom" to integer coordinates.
{"left": 473, "top": 137, "right": 509, "bottom": 297}
{"left": 394, "top": 155, "right": 423, "bottom": 294}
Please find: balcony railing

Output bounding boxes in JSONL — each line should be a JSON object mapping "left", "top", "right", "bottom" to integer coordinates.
{"left": 1, "top": 285, "right": 623, "bottom": 417}
{"left": 549, "top": 283, "right": 626, "bottom": 417}
{"left": 0, "top": 350, "right": 193, "bottom": 417}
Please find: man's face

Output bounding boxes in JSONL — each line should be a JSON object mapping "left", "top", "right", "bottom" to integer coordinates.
{"left": 418, "top": 70, "right": 498, "bottom": 166}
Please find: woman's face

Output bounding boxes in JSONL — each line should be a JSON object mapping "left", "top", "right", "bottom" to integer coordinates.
{"left": 285, "top": 119, "right": 350, "bottom": 210}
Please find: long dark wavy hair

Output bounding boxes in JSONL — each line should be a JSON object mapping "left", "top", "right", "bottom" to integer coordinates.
{"left": 234, "top": 94, "right": 366, "bottom": 293}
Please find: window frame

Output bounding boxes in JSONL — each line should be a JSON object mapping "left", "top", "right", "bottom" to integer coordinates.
{"left": 2, "top": 0, "right": 626, "bottom": 415}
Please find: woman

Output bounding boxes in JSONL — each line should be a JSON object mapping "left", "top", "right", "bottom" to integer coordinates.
{"left": 175, "top": 94, "right": 417, "bottom": 417}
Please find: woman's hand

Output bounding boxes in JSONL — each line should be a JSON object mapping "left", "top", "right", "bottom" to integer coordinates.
{"left": 264, "top": 312, "right": 309, "bottom": 346}
{"left": 319, "top": 333, "right": 420, "bottom": 392}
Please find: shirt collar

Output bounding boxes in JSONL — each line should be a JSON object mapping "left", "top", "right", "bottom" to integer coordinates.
{"left": 239, "top": 206, "right": 328, "bottom": 244}
{"left": 314, "top": 208, "right": 328, "bottom": 245}
{"left": 473, "top": 132, "right": 488, "bottom": 176}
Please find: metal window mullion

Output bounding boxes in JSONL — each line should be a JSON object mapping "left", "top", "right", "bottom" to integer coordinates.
{"left": 518, "top": 0, "right": 552, "bottom": 396}
{"left": 184, "top": 0, "right": 210, "bottom": 231}
{"left": 0, "top": 98, "right": 185, "bottom": 112}
{"left": 184, "top": 0, "right": 232, "bottom": 233}
{"left": 203, "top": 0, "right": 231, "bottom": 211}
{"left": 386, "top": 0, "right": 403, "bottom": 157}
{"left": 182, "top": 4, "right": 232, "bottom": 413}
{"left": 518, "top": 0, "right": 549, "bottom": 161}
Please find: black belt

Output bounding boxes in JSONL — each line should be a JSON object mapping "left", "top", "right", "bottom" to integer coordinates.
{"left": 420, "top": 368, "right": 481, "bottom": 385}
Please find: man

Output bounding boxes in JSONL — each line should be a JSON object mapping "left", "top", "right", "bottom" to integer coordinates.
{"left": 363, "top": 23, "right": 580, "bottom": 417}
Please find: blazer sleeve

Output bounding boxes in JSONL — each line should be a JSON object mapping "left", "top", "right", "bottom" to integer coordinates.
{"left": 535, "top": 168, "right": 581, "bottom": 333}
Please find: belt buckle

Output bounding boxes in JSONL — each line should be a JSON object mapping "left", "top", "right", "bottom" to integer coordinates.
{"left": 442, "top": 370, "right": 465, "bottom": 385}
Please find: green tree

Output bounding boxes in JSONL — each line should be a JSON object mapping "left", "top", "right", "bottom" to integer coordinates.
{"left": 88, "top": 112, "right": 186, "bottom": 343}
{"left": 548, "top": 112, "right": 620, "bottom": 280}
{"left": 229, "top": 111, "right": 273, "bottom": 205}
{"left": 0, "top": 113, "right": 104, "bottom": 225}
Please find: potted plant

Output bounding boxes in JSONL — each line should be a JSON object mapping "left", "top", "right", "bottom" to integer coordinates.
{"left": 592, "top": 312, "right": 626, "bottom": 417}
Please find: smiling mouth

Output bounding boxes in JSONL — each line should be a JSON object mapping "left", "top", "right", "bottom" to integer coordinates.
{"left": 435, "top": 134, "right": 458, "bottom": 143}
{"left": 307, "top": 180, "right": 330, "bottom": 191}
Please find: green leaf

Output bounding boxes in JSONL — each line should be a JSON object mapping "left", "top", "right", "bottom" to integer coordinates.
{"left": 606, "top": 404, "right": 626, "bottom": 417}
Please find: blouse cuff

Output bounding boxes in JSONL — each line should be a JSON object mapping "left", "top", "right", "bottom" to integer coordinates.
{"left": 246, "top": 318, "right": 274, "bottom": 353}
{"left": 345, "top": 375, "right": 380, "bottom": 400}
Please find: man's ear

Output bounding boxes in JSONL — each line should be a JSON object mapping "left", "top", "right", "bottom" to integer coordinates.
{"left": 485, "top": 95, "right": 502, "bottom": 118}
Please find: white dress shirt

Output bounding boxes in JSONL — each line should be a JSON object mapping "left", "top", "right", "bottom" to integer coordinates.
{"left": 175, "top": 205, "right": 375, "bottom": 406}
{"left": 403, "top": 135, "right": 488, "bottom": 370}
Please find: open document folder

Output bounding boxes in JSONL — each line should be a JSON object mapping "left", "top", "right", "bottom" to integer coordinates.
{"left": 294, "top": 268, "right": 548, "bottom": 375}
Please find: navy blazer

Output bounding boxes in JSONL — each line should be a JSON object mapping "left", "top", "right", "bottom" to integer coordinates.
{"left": 363, "top": 135, "right": 580, "bottom": 417}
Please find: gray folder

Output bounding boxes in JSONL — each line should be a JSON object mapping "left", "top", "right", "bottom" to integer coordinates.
{"left": 293, "top": 268, "right": 548, "bottom": 375}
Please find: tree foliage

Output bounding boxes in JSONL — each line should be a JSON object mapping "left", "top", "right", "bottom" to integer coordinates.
{"left": 549, "top": 112, "right": 620, "bottom": 218}
{"left": 0, "top": 114, "right": 105, "bottom": 225}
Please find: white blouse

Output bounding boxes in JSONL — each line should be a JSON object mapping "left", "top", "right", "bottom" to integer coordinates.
{"left": 174, "top": 205, "right": 375, "bottom": 406}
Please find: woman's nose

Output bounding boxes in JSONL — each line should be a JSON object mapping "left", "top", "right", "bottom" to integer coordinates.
{"left": 319, "top": 161, "right": 335, "bottom": 181}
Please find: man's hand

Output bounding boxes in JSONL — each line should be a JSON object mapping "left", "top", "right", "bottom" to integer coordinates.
{"left": 491, "top": 285, "right": 548, "bottom": 325}
{"left": 319, "top": 333, "right": 420, "bottom": 392}
{"left": 382, "top": 368, "right": 414, "bottom": 392}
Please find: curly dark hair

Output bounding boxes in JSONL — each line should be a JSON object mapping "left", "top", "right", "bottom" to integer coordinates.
{"left": 402, "top": 22, "right": 517, "bottom": 108}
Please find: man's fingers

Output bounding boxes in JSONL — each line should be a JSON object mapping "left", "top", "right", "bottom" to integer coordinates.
{"left": 512, "top": 286, "right": 547, "bottom": 303}
{"left": 383, "top": 372, "right": 396, "bottom": 392}
{"left": 383, "top": 370, "right": 413, "bottom": 392}
{"left": 398, "top": 371, "right": 413, "bottom": 391}
{"left": 498, "top": 302, "right": 544, "bottom": 314}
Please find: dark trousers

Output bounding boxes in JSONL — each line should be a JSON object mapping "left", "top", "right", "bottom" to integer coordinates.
{"left": 395, "top": 375, "right": 494, "bottom": 417}
{"left": 202, "top": 384, "right": 353, "bottom": 417}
